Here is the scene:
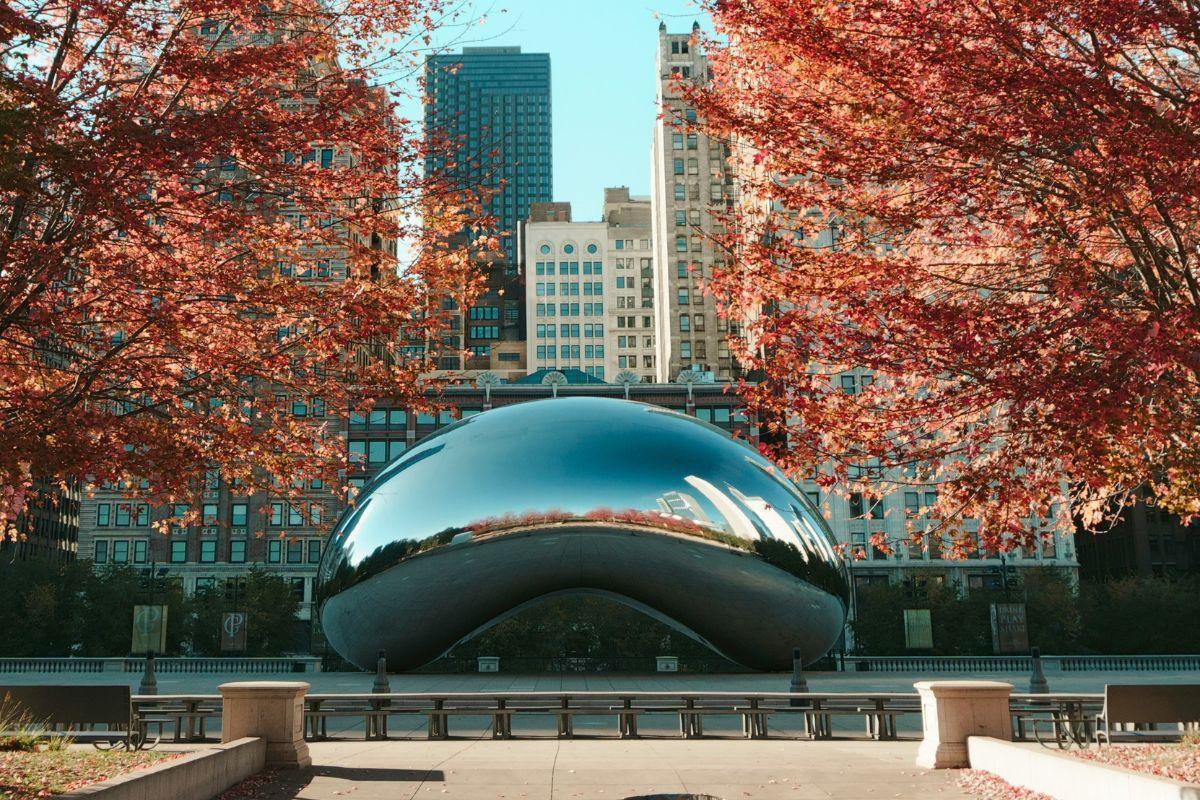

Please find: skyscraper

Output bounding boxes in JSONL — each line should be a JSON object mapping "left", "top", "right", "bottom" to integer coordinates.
{"left": 425, "top": 47, "right": 552, "bottom": 368}
{"left": 650, "top": 23, "right": 739, "bottom": 382}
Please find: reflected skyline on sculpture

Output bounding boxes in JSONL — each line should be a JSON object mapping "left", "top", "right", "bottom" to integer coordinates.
{"left": 317, "top": 398, "right": 848, "bottom": 672}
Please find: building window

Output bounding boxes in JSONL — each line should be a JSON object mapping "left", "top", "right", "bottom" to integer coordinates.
{"left": 94, "top": 540, "right": 108, "bottom": 562}
{"left": 171, "top": 540, "right": 187, "bottom": 563}
{"left": 680, "top": 342, "right": 692, "bottom": 359}
{"left": 133, "top": 540, "right": 147, "bottom": 563}
{"left": 287, "top": 540, "right": 303, "bottom": 564}
{"left": 672, "top": 133, "right": 684, "bottom": 150}
{"left": 231, "top": 503, "right": 247, "bottom": 526}
{"left": 230, "top": 540, "right": 246, "bottom": 563}
{"left": 200, "top": 540, "right": 217, "bottom": 563}
{"left": 97, "top": 504, "right": 110, "bottom": 526}
{"left": 904, "top": 492, "right": 921, "bottom": 517}
{"left": 675, "top": 236, "right": 687, "bottom": 253}
{"left": 308, "top": 540, "right": 321, "bottom": 563}
{"left": 203, "top": 503, "right": 218, "bottom": 524}
{"left": 680, "top": 315, "right": 690, "bottom": 332}
{"left": 115, "top": 504, "right": 131, "bottom": 526}
{"left": 267, "top": 540, "right": 282, "bottom": 563}
{"left": 287, "top": 504, "right": 303, "bottom": 526}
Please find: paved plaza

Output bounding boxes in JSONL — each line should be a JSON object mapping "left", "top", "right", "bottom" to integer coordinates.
{"left": 228, "top": 739, "right": 973, "bottom": 800}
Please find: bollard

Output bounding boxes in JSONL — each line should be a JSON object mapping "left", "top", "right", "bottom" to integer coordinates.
{"left": 788, "top": 647, "right": 809, "bottom": 707}
{"left": 372, "top": 649, "right": 390, "bottom": 694}
{"left": 1028, "top": 647, "right": 1049, "bottom": 694}
{"left": 137, "top": 650, "right": 158, "bottom": 696}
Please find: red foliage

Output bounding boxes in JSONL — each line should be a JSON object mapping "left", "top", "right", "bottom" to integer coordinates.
{"left": 1074, "top": 741, "right": 1200, "bottom": 784}
{"left": 958, "top": 769, "right": 1052, "bottom": 800}
{"left": 0, "top": 0, "right": 487, "bottom": 532}
{"left": 693, "top": 0, "right": 1200, "bottom": 552}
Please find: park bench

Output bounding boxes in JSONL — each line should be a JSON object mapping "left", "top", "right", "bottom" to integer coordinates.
{"left": 1095, "top": 684, "right": 1200, "bottom": 745}
{"left": 0, "top": 684, "right": 155, "bottom": 750}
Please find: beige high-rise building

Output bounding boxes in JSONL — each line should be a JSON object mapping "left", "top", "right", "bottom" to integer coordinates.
{"left": 522, "top": 189, "right": 656, "bottom": 382}
{"left": 602, "top": 188, "right": 656, "bottom": 383}
{"left": 650, "top": 22, "right": 739, "bottom": 383}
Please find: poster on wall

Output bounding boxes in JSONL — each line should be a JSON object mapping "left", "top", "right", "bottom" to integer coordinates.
{"left": 131, "top": 604, "right": 168, "bottom": 654}
{"left": 903, "top": 608, "right": 933, "bottom": 650}
{"left": 221, "top": 611, "right": 248, "bottom": 652}
{"left": 990, "top": 603, "right": 1030, "bottom": 654}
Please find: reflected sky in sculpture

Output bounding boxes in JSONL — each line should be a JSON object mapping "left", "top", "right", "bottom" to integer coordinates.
{"left": 318, "top": 398, "right": 849, "bottom": 672}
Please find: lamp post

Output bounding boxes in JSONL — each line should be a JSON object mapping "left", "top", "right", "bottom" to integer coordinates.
{"left": 138, "top": 562, "right": 169, "bottom": 695}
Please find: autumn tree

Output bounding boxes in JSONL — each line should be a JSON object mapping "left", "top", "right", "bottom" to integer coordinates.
{"left": 0, "top": 0, "right": 487, "bottom": 533}
{"left": 693, "top": 0, "right": 1200, "bottom": 553}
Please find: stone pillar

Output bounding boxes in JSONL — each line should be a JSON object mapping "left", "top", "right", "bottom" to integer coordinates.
{"left": 915, "top": 680, "right": 1013, "bottom": 769}
{"left": 220, "top": 681, "right": 311, "bottom": 769}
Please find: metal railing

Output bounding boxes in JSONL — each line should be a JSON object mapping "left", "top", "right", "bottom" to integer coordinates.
{"left": 0, "top": 658, "right": 109, "bottom": 673}
{"left": 123, "top": 690, "right": 1103, "bottom": 744}
{"left": 843, "top": 654, "right": 1200, "bottom": 673}
{"left": 0, "top": 656, "right": 321, "bottom": 674}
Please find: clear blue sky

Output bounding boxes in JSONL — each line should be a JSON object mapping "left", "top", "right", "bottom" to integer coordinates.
{"left": 394, "top": 0, "right": 711, "bottom": 222}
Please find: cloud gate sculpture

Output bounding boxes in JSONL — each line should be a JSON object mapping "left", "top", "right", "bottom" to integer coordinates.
{"left": 317, "top": 397, "right": 848, "bottom": 672}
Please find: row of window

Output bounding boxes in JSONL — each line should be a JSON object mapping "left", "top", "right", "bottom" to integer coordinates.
{"left": 533, "top": 324, "right": 605, "bottom": 338}
{"left": 107, "top": 500, "right": 322, "bottom": 530}
{"left": 532, "top": 261, "right": 604, "bottom": 276}
{"left": 468, "top": 306, "right": 499, "bottom": 320}
{"left": 469, "top": 325, "right": 499, "bottom": 339}
{"left": 673, "top": 183, "right": 713, "bottom": 202}
{"left": 611, "top": 239, "right": 649, "bottom": 250}
{"left": 534, "top": 345, "right": 605, "bottom": 359}
{"left": 616, "top": 315, "right": 654, "bottom": 329}
{"left": 94, "top": 503, "right": 149, "bottom": 527}
{"left": 92, "top": 537, "right": 324, "bottom": 565}
{"left": 671, "top": 132, "right": 699, "bottom": 150}
{"left": 848, "top": 533, "right": 1059, "bottom": 562}
{"left": 533, "top": 302, "right": 604, "bottom": 317}
{"left": 617, "top": 355, "right": 655, "bottom": 369}
{"left": 346, "top": 409, "right": 459, "bottom": 428}
{"left": 678, "top": 314, "right": 707, "bottom": 332}
{"left": 533, "top": 282, "right": 605, "bottom": 297}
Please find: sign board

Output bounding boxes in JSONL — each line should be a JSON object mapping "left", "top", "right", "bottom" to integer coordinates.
{"left": 477, "top": 656, "right": 500, "bottom": 673}
{"left": 131, "top": 604, "right": 168, "bottom": 654}
{"left": 903, "top": 608, "right": 934, "bottom": 650}
{"left": 221, "top": 611, "right": 248, "bottom": 652}
{"left": 656, "top": 656, "right": 680, "bottom": 673}
{"left": 990, "top": 603, "right": 1030, "bottom": 654}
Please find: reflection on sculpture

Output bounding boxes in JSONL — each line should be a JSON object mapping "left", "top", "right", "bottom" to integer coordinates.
{"left": 317, "top": 397, "right": 849, "bottom": 672}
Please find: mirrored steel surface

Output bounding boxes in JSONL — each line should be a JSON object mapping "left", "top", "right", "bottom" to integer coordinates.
{"left": 317, "top": 397, "right": 848, "bottom": 671}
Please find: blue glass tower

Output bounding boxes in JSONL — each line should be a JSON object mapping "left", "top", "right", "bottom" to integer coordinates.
{"left": 425, "top": 47, "right": 552, "bottom": 268}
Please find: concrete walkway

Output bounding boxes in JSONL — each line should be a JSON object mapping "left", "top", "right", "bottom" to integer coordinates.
{"left": 233, "top": 740, "right": 972, "bottom": 800}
